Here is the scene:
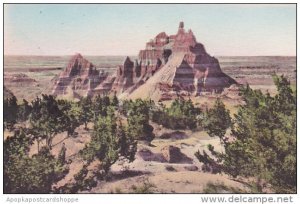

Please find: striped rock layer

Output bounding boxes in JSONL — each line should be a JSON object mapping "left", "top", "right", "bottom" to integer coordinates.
{"left": 52, "top": 22, "right": 236, "bottom": 100}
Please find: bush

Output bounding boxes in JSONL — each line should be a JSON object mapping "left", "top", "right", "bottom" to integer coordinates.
{"left": 203, "top": 182, "right": 244, "bottom": 193}
{"left": 4, "top": 95, "right": 18, "bottom": 130}
{"left": 151, "top": 98, "right": 201, "bottom": 130}
{"left": 196, "top": 75, "right": 296, "bottom": 193}
{"left": 4, "top": 130, "right": 68, "bottom": 193}
{"left": 202, "top": 98, "right": 231, "bottom": 142}
{"left": 124, "top": 99, "right": 155, "bottom": 142}
{"left": 130, "top": 179, "right": 156, "bottom": 193}
{"left": 80, "top": 107, "right": 137, "bottom": 173}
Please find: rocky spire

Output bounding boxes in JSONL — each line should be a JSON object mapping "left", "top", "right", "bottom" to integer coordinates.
{"left": 179, "top": 21, "right": 184, "bottom": 29}
{"left": 53, "top": 23, "right": 237, "bottom": 100}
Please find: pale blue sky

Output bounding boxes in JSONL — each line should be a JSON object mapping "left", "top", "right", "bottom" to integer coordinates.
{"left": 4, "top": 4, "right": 296, "bottom": 56}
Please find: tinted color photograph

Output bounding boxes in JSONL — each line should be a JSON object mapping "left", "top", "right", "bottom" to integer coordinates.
{"left": 3, "top": 4, "right": 296, "bottom": 194}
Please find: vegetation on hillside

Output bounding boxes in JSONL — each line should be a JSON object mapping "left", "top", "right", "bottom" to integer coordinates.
{"left": 151, "top": 98, "right": 202, "bottom": 130}
{"left": 4, "top": 129, "right": 68, "bottom": 193}
{"left": 4, "top": 94, "right": 145, "bottom": 193}
{"left": 3, "top": 75, "right": 296, "bottom": 193}
{"left": 195, "top": 75, "right": 296, "bottom": 193}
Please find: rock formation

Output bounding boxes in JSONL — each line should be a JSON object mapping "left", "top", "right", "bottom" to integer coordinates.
{"left": 4, "top": 73, "right": 37, "bottom": 84}
{"left": 52, "top": 53, "right": 108, "bottom": 98}
{"left": 110, "top": 56, "right": 135, "bottom": 93}
{"left": 53, "top": 22, "right": 236, "bottom": 100}
{"left": 161, "top": 145, "right": 193, "bottom": 164}
{"left": 4, "top": 86, "right": 14, "bottom": 100}
{"left": 126, "top": 22, "right": 236, "bottom": 100}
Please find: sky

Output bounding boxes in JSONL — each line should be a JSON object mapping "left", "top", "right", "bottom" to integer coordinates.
{"left": 4, "top": 4, "right": 296, "bottom": 56}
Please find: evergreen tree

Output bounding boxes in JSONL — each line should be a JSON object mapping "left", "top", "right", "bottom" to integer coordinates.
{"left": 222, "top": 75, "right": 296, "bottom": 193}
{"left": 111, "top": 93, "right": 119, "bottom": 107}
{"left": 18, "top": 99, "right": 32, "bottom": 122}
{"left": 202, "top": 98, "right": 231, "bottom": 142}
{"left": 29, "top": 95, "right": 68, "bottom": 148}
{"left": 126, "top": 99, "right": 155, "bottom": 142}
{"left": 151, "top": 98, "right": 201, "bottom": 129}
{"left": 65, "top": 102, "right": 82, "bottom": 137}
{"left": 80, "top": 107, "right": 137, "bottom": 174}
{"left": 93, "top": 95, "right": 103, "bottom": 118}
{"left": 4, "top": 95, "right": 18, "bottom": 130}
{"left": 102, "top": 95, "right": 110, "bottom": 107}
{"left": 4, "top": 129, "right": 68, "bottom": 193}
{"left": 58, "top": 143, "right": 67, "bottom": 165}
{"left": 79, "top": 96, "right": 93, "bottom": 130}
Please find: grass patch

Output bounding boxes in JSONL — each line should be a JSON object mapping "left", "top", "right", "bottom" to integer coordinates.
{"left": 203, "top": 182, "right": 245, "bottom": 193}
{"left": 130, "top": 179, "right": 156, "bottom": 193}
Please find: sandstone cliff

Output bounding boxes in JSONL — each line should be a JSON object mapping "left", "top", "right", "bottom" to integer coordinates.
{"left": 52, "top": 53, "right": 107, "bottom": 98}
{"left": 124, "top": 22, "right": 236, "bottom": 100}
{"left": 53, "top": 22, "right": 236, "bottom": 100}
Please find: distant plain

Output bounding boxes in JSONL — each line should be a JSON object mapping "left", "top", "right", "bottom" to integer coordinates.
{"left": 4, "top": 55, "right": 296, "bottom": 102}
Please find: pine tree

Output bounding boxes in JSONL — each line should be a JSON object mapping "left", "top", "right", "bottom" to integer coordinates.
{"left": 222, "top": 75, "right": 296, "bottom": 193}
{"left": 203, "top": 98, "right": 231, "bottom": 142}
{"left": 65, "top": 102, "right": 82, "bottom": 137}
{"left": 151, "top": 98, "right": 201, "bottom": 130}
{"left": 29, "top": 95, "right": 69, "bottom": 148}
{"left": 79, "top": 96, "right": 93, "bottom": 130}
{"left": 111, "top": 93, "right": 119, "bottom": 107}
{"left": 18, "top": 99, "right": 32, "bottom": 122}
{"left": 4, "top": 95, "right": 19, "bottom": 130}
{"left": 58, "top": 143, "right": 67, "bottom": 165}
{"left": 126, "top": 99, "right": 155, "bottom": 142}
{"left": 4, "top": 129, "right": 68, "bottom": 193}
{"left": 80, "top": 106, "right": 137, "bottom": 174}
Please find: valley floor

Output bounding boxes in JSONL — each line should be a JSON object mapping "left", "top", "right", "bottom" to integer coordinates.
{"left": 17, "top": 121, "right": 250, "bottom": 193}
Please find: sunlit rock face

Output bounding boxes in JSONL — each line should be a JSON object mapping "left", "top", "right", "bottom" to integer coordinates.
{"left": 111, "top": 57, "right": 135, "bottom": 93}
{"left": 53, "top": 22, "right": 236, "bottom": 100}
{"left": 52, "top": 53, "right": 107, "bottom": 98}
{"left": 126, "top": 22, "right": 237, "bottom": 100}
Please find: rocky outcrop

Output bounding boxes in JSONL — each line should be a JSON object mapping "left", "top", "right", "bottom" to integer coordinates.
{"left": 126, "top": 22, "right": 237, "bottom": 100}
{"left": 4, "top": 73, "right": 37, "bottom": 84}
{"left": 53, "top": 22, "right": 236, "bottom": 100}
{"left": 160, "top": 131, "right": 188, "bottom": 140}
{"left": 161, "top": 145, "right": 193, "bottom": 164}
{"left": 221, "top": 84, "right": 243, "bottom": 100}
{"left": 137, "top": 148, "right": 167, "bottom": 163}
{"left": 111, "top": 57, "right": 135, "bottom": 94}
{"left": 52, "top": 53, "right": 108, "bottom": 97}
{"left": 137, "top": 145, "right": 193, "bottom": 164}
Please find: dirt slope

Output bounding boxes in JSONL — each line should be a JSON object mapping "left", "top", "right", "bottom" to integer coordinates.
{"left": 123, "top": 52, "right": 186, "bottom": 100}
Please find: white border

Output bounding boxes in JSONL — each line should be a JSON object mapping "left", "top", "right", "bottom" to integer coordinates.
{"left": 1, "top": 1, "right": 299, "bottom": 204}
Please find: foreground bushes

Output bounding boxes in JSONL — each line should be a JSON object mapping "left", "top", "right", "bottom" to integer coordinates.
{"left": 151, "top": 99, "right": 201, "bottom": 130}
{"left": 4, "top": 129, "right": 68, "bottom": 193}
{"left": 195, "top": 75, "right": 296, "bottom": 193}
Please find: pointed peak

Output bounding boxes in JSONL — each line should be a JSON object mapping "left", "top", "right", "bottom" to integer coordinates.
{"left": 123, "top": 56, "right": 134, "bottom": 68}
{"left": 70, "top": 53, "right": 84, "bottom": 62}
{"left": 124, "top": 56, "right": 132, "bottom": 62}
{"left": 179, "top": 21, "right": 184, "bottom": 29}
{"left": 156, "top": 32, "right": 168, "bottom": 39}
{"left": 68, "top": 53, "right": 92, "bottom": 67}
{"left": 74, "top": 53, "right": 83, "bottom": 58}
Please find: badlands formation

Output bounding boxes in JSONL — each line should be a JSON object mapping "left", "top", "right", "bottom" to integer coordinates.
{"left": 52, "top": 22, "right": 236, "bottom": 101}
